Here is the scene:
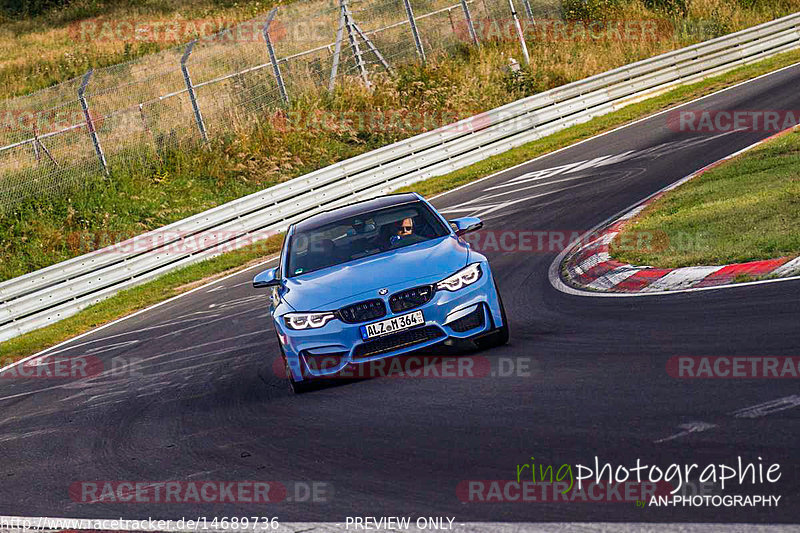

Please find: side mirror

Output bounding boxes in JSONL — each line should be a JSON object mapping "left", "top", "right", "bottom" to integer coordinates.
{"left": 449, "top": 216, "right": 483, "bottom": 236}
{"left": 253, "top": 267, "right": 281, "bottom": 288}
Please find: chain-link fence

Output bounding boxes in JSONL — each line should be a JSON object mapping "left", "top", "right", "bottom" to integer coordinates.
{"left": 0, "top": 0, "right": 550, "bottom": 211}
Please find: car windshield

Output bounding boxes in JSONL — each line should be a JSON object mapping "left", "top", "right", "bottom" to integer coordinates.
{"left": 286, "top": 201, "right": 450, "bottom": 278}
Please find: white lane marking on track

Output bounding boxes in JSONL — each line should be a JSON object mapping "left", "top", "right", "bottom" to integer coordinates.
{"left": 438, "top": 203, "right": 501, "bottom": 214}
{"left": 654, "top": 422, "right": 717, "bottom": 443}
{"left": 485, "top": 151, "right": 637, "bottom": 191}
{"left": 207, "top": 285, "right": 227, "bottom": 292}
{"left": 731, "top": 395, "right": 800, "bottom": 418}
{"left": 471, "top": 174, "right": 633, "bottom": 218}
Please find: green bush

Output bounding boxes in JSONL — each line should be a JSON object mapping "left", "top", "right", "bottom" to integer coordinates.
{"left": 642, "top": 0, "right": 688, "bottom": 17}
{"left": 561, "top": 0, "right": 621, "bottom": 21}
{"left": 0, "top": 0, "right": 71, "bottom": 17}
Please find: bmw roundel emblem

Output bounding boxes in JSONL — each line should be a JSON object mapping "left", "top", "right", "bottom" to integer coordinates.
{"left": 378, "top": 288, "right": 389, "bottom": 295}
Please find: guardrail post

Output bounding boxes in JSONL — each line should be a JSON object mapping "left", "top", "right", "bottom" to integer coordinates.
{"left": 460, "top": 0, "right": 479, "bottom": 47}
{"left": 78, "top": 69, "right": 109, "bottom": 176}
{"left": 508, "top": 0, "right": 530, "bottom": 65}
{"left": 402, "top": 0, "right": 426, "bottom": 64}
{"left": 263, "top": 8, "right": 289, "bottom": 106}
{"left": 180, "top": 41, "right": 209, "bottom": 142}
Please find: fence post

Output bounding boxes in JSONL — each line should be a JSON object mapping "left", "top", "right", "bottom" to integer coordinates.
{"left": 78, "top": 69, "right": 109, "bottom": 176}
{"left": 180, "top": 41, "right": 209, "bottom": 142}
{"left": 342, "top": 0, "right": 371, "bottom": 87}
{"left": 508, "top": 0, "right": 530, "bottom": 64}
{"left": 402, "top": 0, "right": 426, "bottom": 64}
{"left": 263, "top": 7, "right": 289, "bottom": 105}
{"left": 328, "top": 6, "right": 346, "bottom": 91}
{"left": 521, "top": 0, "right": 534, "bottom": 21}
{"left": 460, "top": 0, "right": 479, "bottom": 47}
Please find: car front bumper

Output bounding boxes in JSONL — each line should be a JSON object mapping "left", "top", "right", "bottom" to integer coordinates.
{"left": 274, "top": 263, "right": 503, "bottom": 382}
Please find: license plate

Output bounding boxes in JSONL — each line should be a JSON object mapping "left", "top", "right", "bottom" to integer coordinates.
{"left": 360, "top": 310, "right": 424, "bottom": 340}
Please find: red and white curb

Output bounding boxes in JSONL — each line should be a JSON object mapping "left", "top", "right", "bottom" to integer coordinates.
{"left": 556, "top": 127, "right": 800, "bottom": 295}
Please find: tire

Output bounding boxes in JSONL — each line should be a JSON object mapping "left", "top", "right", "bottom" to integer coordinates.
{"left": 285, "top": 358, "right": 314, "bottom": 394}
{"left": 278, "top": 335, "right": 314, "bottom": 394}
{"left": 478, "top": 278, "right": 510, "bottom": 348}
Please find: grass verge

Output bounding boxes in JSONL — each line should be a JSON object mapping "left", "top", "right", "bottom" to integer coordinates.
{"left": 1, "top": 49, "right": 800, "bottom": 363}
{"left": 610, "top": 126, "right": 800, "bottom": 269}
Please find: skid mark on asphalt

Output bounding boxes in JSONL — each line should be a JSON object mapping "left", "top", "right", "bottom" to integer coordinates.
{"left": 41, "top": 313, "right": 220, "bottom": 358}
{"left": 0, "top": 334, "right": 270, "bottom": 408}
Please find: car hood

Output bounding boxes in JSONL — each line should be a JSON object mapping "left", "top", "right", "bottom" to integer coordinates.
{"left": 283, "top": 236, "right": 469, "bottom": 311}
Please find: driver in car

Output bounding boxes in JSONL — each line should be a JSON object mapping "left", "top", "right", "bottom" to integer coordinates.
{"left": 389, "top": 217, "right": 414, "bottom": 246}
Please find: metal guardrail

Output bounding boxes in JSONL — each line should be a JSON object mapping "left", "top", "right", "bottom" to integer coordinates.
{"left": 1, "top": 12, "right": 799, "bottom": 343}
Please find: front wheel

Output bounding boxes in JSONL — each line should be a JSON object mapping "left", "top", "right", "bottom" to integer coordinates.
{"left": 278, "top": 335, "right": 314, "bottom": 394}
{"left": 285, "top": 358, "right": 314, "bottom": 394}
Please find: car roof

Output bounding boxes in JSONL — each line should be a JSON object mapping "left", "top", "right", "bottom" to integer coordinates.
{"left": 293, "top": 193, "right": 422, "bottom": 232}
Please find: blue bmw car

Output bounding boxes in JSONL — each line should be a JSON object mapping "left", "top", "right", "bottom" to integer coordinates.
{"left": 253, "top": 192, "right": 508, "bottom": 393}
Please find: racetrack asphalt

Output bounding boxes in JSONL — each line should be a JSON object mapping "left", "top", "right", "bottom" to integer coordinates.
{"left": 1, "top": 63, "right": 799, "bottom": 524}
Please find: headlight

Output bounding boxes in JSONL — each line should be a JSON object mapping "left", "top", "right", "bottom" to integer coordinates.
{"left": 436, "top": 263, "right": 482, "bottom": 292}
{"left": 284, "top": 312, "right": 336, "bottom": 330}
